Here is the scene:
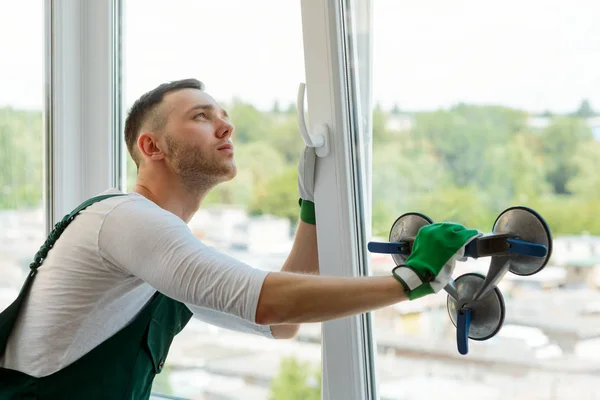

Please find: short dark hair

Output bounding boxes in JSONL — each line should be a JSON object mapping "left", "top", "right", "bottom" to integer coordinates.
{"left": 124, "top": 78, "right": 205, "bottom": 167}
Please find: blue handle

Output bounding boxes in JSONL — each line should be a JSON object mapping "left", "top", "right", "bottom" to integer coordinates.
{"left": 506, "top": 238, "right": 548, "bottom": 258}
{"left": 464, "top": 240, "right": 478, "bottom": 258}
{"left": 457, "top": 307, "right": 471, "bottom": 355}
{"left": 367, "top": 241, "right": 409, "bottom": 255}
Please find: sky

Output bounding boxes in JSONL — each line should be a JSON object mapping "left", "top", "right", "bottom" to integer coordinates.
{"left": 1, "top": 0, "right": 599, "bottom": 114}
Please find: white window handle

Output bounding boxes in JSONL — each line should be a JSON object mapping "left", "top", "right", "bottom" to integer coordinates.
{"left": 297, "top": 82, "right": 330, "bottom": 157}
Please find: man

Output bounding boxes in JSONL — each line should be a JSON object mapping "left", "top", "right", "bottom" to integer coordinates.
{"left": 0, "top": 78, "right": 479, "bottom": 399}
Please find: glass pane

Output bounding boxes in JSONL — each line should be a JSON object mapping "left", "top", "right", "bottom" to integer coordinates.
{"left": 0, "top": 2, "right": 45, "bottom": 310}
{"left": 123, "top": 1, "right": 321, "bottom": 399}
{"left": 349, "top": 1, "right": 600, "bottom": 399}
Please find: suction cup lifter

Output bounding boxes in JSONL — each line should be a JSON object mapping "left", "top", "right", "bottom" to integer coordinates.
{"left": 367, "top": 241, "right": 410, "bottom": 255}
{"left": 456, "top": 307, "right": 472, "bottom": 355}
{"left": 463, "top": 235, "right": 548, "bottom": 259}
{"left": 368, "top": 232, "right": 549, "bottom": 260}
{"left": 368, "top": 207, "right": 553, "bottom": 356}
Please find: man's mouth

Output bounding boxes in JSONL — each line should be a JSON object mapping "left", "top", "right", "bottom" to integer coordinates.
{"left": 217, "top": 143, "right": 234, "bottom": 153}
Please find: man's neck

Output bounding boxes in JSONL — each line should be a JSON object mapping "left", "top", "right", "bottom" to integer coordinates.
{"left": 133, "top": 181, "right": 208, "bottom": 223}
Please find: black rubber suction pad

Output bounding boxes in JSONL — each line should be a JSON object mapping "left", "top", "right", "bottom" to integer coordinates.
{"left": 447, "top": 273, "right": 505, "bottom": 341}
{"left": 493, "top": 206, "right": 553, "bottom": 276}
{"left": 388, "top": 212, "right": 433, "bottom": 265}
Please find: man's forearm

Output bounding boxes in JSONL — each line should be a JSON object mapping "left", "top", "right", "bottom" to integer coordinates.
{"left": 256, "top": 273, "right": 407, "bottom": 325}
{"left": 281, "top": 220, "right": 319, "bottom": 274}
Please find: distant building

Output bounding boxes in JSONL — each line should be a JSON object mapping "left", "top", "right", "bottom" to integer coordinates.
{"left": 385, "top": 114, "right": 414, "bottom": 132}
{"left": 188, "top": 206, "right": 293, "bottom": 256}
{"left": 588, "top": 116, "right": 600, "bottom": 140}
{"left": 385, "top": 113, "right": 600, "bottom": 141}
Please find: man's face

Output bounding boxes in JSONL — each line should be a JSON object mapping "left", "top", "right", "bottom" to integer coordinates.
{"left": 160, "top": 88, "right": 236, "bottom": 190}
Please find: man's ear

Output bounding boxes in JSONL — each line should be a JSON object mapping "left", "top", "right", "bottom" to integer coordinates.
{"left": 137, "top": 132, "right": 166, "bottom": 161}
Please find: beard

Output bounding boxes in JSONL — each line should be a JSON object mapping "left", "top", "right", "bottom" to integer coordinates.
{"left": 165, "top": 133, "right": 237, "bottom": 193}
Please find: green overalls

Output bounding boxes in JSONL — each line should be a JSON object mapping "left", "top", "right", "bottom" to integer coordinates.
{"left": 0, "top": 194, "right": 193, "bottom": 399}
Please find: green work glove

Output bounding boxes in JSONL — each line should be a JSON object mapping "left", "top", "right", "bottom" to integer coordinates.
{"left": 297, "top": 144, "right": 316, "bottom": 225}
{"left": 392, "top": 222, "right": 481, "bottom": 300}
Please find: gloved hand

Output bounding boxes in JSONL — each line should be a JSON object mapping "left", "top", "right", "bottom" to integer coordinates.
{"left": 297, "top": 144, "right": 316, "bottom": 225}
{"left": 392, "top": 222, "right": 481, "bottom": 300}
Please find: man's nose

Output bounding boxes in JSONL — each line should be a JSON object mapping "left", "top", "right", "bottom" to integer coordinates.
{"left": 217, "top": 119, "right": 233, "bottom": 139}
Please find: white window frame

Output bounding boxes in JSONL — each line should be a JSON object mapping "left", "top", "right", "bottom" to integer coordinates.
{"left": 47, "top": 0, "right": 377, "bottom": 398}
{"left": 300, "top": 1, "right": 376, "bottom": 399}
{"left": 45, "top": 0, "right": 122, "bottom": 228}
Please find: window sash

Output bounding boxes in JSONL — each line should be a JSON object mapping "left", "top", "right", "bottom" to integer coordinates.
{"left": 46, "top": 0, "right": 122, "bottom": 227}
{"left": 300, "top": 0, "right": 375, "bottom": 398}
{"left": 47, "top": 0, "right": 376, "bottom": 398}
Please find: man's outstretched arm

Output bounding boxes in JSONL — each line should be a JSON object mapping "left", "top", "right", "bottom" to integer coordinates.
{"left": 256, "top": 222, "right": 479, "bottom": 326}
{"left": 256, "top": 272, "right": 407, "bottom": 325}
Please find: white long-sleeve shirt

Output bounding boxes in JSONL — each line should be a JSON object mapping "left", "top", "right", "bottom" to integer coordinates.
{"left": 0, "top": 189, "right": 272, "bottom": 377}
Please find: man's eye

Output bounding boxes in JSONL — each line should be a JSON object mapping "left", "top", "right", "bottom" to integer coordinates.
{"left": 195, "top": 113, "right": 207, "bottom": 119}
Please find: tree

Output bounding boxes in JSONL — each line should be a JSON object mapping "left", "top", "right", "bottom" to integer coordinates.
{"left": 372, "top": 103, "right": 392, "bottom": 144}
{"left": 249, "top": 165, "right": 299, "bottom": 224}
{"left": 0, "top": 107, "right": 43, "bottom": 209}
{"left": 269, "top": 357, "right": 321, "bottom": 400}
{"left": 573, "top": 99, "right": 596, "bottom": 118}
{"left": 266, "top": 115, "right": 305, "bottom": 164}
{"left": 371, "top": 138, "right": 451, "bottom": 235}
{"left": 541, "top": 116, "right": 592, "bottom": 194}
{"left": 125, "top": 153, "right": 138, "bottom": 192}
{"left": 202, "top": 141, "right": 286, "bottom": 207}
{"left": 410, "top": 185, "right": 495, "bottom": 232}
{"left": 478, "top": 133, "right": 550, "bottom": 209}
{"left": 411, "top": 104, "right": 528, "bottom": 188}
{"left": 226, "top": 98, "right": 273, "bottom": 143}
{"left": 506, "top": 133, "right": 551, "bottom": 200}
{"left": 272, "top": 100, "right": 282, "bottom": 114}
{"left": 567, "top": 140, "right": 600, "bottom": 199}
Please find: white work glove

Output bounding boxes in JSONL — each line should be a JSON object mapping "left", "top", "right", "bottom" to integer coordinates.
{"left": 392, "top": 223, "right": 480, "bottom": 300}
{"left": 297, "top": 145, "right": 317, "bottom": 224}
{"left": 298, "top": 145, "right": 316, "bottom": 203}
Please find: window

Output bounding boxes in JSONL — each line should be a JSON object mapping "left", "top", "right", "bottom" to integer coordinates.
{"left": 347, "top": 0, "right": 600, "bottom": 398}
{"left": 0, "top": 2, "right": 46, "bottom": 311}
{"left": 123, "top": 1, "right": 321, "bottom": 398}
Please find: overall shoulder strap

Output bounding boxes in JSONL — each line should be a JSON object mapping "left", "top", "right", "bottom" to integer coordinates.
{"left": 3, "top": 194, "right": 128, "bottom": 344}
{"left": 28, "top": 194, "right": 127, "bottom": 275}
{"left": 66, "top": 194, "right": 127, "bottom": 220}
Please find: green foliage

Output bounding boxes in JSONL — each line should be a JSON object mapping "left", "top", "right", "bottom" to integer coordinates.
{"left": 540, "top": 117, "right": 592, "bottom": 194}
{"left": 3, "top": 98, "right": 599, "bottom": 237}
{"left": 567, "top": 140, "right": 600, "bottom": 199}
{"left": 225, "top": 98, "right": 273, "bottom": 144}
{"left": 125, "top": 152, "right": 138, "bottom": 192}
{"left": 372, "top": 104, "right": 393, "bottom": 144}
{"left": 528, "top": 195, "right": 600, "bottom": 236}
{"left": 0, "top": 107, "right": 43, "bottom": 209}
{"left": 370, "top": 108, "right": 598, "bottom": 237}
{"left": 249, "top": 165, "right": 299, "bottom": 224}
{"left": 411, "top": 104, "right": 528, "bottom": 188}
{"left": 573, "top": 99, "right": 596, "bottom": 118}
{"left": 269, "top": 356, "right": 321, "bottom": 400}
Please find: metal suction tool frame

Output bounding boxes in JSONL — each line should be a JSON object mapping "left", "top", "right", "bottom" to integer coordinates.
{"left": 447, "top": 273, "right": 505, "bottom": 355}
